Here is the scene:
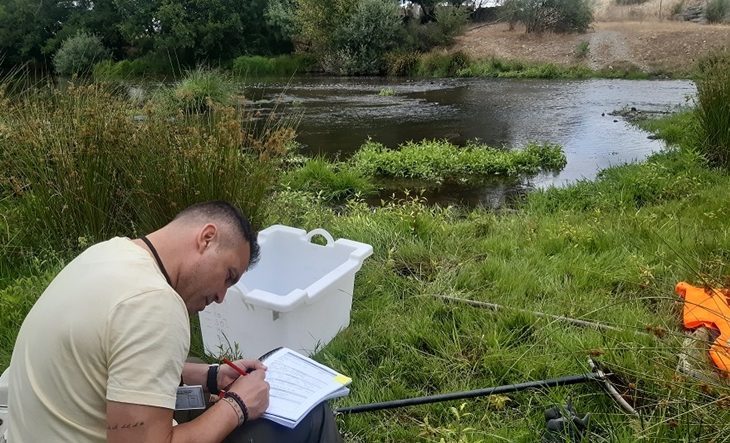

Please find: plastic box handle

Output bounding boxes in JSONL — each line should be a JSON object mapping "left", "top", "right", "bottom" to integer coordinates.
{"left": 305, "top": 228, "right": 334, "bottom": 246}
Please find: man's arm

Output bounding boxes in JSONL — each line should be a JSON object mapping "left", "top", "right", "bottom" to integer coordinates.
{"left": 182, "top": 359, "right": 267, "bottom": 392}
{"left": 107, "top": 369, "right": 270, "bottom": 443}
{"left": 106, "top": 398, "right": 237, "bottom": 443}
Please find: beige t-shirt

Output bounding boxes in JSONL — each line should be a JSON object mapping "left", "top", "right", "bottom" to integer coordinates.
{"left": 7, "top": 237, "right": 190, "bottom": 443}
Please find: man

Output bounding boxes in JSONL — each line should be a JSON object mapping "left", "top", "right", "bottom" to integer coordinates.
{"left": 7, "top": 201, "right": 341, "bottom": 442}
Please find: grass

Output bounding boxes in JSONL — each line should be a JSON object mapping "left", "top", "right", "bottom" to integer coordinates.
{"left": 231, "top": 54, "right": 318, "bottom": 77}
{"left": 408, "top": 51, "right": 663, "bottom": 80}
{"left": 0, "top": 72, "right": 297, "bottom": 260}
{"left": 378, "top": 88, "right": 395, "bottom": 97}
{"left": 350, "top": 139, "right": 567, "bottom": 183}
{"left": 695, "top": 49, "right": 730, "bottom": 169}
{"left": 279, "top": 156, "right": 378, "bottom": 203}
{"left": 5, "top": 78, "right": 730, "bottom": 441}
{"left": 574, "top": 40, "right": 590, "bottom": 59}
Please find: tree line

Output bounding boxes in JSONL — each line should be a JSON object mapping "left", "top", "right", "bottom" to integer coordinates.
{"left": 0, "top": 0, "right": 593, "bottom": 76}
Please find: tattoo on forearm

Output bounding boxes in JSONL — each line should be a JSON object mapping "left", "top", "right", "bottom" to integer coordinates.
{"left": 107, "top": 421, "right": 145, "bottom": 430}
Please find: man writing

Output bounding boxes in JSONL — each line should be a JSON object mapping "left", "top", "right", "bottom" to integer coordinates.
{"left": 7, "top": 201, "right": 341, "bottom": 442}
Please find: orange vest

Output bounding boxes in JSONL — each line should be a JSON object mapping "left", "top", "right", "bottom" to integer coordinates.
{"left": 676, "top": 282, "right": 730, "bottom": 374}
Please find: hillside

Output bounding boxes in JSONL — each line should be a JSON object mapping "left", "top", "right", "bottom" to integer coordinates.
{"left": 453, "top": 0, "right": 730, "bottom": 76}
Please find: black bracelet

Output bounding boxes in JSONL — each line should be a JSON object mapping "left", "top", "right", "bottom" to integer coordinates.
{"left": 207, "top": 364, "right": 220, "bottom": 395}
{"left": 225, "top": 391, "right": 249, "bottom": 426}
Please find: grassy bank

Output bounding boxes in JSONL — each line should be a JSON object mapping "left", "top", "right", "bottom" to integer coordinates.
{"left": 5, "top": 112, "right": 730, "bottom": 440}
{"left": 93, "top": 50, "right": 679, "bottom": 81}
{"left": 3, "top": 63, "right": 730, "bottom": 441}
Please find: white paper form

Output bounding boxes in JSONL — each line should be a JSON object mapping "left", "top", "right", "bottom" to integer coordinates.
{"left": 261, "top": 348, "right": 351, "bottom": 428}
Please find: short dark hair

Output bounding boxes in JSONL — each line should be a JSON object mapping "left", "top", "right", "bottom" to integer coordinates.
{"left": 175, "top": 201, "right": 260, "bottom": 267}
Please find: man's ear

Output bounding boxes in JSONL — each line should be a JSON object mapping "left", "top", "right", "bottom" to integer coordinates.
{"left": 197, "top": 223, "right": 218, "bottom": 253}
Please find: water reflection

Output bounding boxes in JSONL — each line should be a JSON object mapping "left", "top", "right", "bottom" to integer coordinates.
{"left": 246, "top": 77, "right": 695, "bottom": 208}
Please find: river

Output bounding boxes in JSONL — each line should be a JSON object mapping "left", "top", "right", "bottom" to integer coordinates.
{"left": 245, "top": 76, "right": 696, "bottom": 207}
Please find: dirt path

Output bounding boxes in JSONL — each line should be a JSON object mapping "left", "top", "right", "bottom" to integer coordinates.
{"left": 453, "top": 19, "right": 730, "bottom": 76}
{"left": 587, "top": 29, "right": 643, "bottom": 71}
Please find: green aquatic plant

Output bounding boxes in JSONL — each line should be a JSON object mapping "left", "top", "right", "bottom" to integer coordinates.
{"left": 350, "top": 139, "right": 567, "bottom": 183}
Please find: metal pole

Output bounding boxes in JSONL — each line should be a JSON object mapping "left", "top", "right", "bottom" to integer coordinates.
{"left": 335, "top": 373, "right": 599, "bottom": 414}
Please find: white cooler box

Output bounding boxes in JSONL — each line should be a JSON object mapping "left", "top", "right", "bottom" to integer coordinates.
{"left": 199, "top": 225, "right": 373, "bottom": 358}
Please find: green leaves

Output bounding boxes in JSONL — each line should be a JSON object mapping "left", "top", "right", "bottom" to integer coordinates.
{"left": 351, "top": 139, "right": 567, "bottom": 183}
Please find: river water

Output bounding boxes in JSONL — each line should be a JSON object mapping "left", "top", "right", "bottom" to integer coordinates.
{"left": 246, "top": 76, "right": 696, "bottom": 207}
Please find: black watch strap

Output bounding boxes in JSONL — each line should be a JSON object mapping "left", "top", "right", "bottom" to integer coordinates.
{"left": 207, "top": 364, "right": 220, "bottom": 395}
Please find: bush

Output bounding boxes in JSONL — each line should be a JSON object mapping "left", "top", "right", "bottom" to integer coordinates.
{"left": 325, "top": 0, "right": 403, "bottom": 74}
{"left": 695, "top": 49, "right": 730, "bottom": 169}
{"left": 53, "top": 31, "right": 111, "bottom": 77}
{"left": 403, "top": 6, "right": 468, "bottom": 52}
{"left": 706, "top": 0, "right": 730, "bottom": 23}
{"left": 501, "top": 0, "right": 594, "bottom": 34}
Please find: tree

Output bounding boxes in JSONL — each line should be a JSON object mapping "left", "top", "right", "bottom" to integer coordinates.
{"left": 265, "top": 0, "right": 301, "bottom": 43}
{"left": 331, "top": 0, "right": 402, "bottom": 74}
{"left": 53, "top": 31, "right": 111, "bottom": 76}
{"left": 296, "top": 0, "right": 356, "bottom": 52}
{"left": 0, "top": 0, "right": 69, "bottom": 69}
{"left": 44, "top": 1, "right": 126, "bottom": 60}
{"left": 500, "top": 0, "right": 593, "bottom": 34}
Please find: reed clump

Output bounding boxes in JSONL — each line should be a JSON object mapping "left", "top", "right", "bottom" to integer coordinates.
{"left": 0, "top": 76, "right": 297, "bottom": 260}
{"left": 695, "top": 48, "right": 730, "bottom": 170}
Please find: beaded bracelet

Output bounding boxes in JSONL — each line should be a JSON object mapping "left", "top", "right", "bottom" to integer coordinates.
{"left": 224, "top": 391, "right": 250, "bottom": 427}
{"left": 221, "top": 397, "right": 246, "bottom": 427}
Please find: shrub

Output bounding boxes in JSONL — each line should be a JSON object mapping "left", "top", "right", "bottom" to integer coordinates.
{"left": 434, "top": 5, "right": 469, "bottom": 42}
{"left": 403, "top": 6, "right": 468, "bottom": 52}
{"left": 695, "top": 49, "right": 730, "bottom": 169}
{"left": 327, "top": 0, "right": 403, "bottom": 74}
{"left": 53, "top": 31, "right": 111, "bottom": 77}
{"left": 574, "top": 40, "right": 590, "bottom": 58}
{"left": 501, "top": 0, "right": 594, "bottom": 34}
{"left": 706, "top": 0, "right": 730, "bottom": 23}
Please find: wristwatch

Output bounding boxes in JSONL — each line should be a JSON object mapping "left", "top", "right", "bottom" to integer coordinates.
{"left": 207, "top": 364, "right": 220, "bottom": 395}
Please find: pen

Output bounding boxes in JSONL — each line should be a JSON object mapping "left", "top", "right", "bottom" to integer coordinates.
{"left": 222, "top": 357, "right": 248, "bottom": 378}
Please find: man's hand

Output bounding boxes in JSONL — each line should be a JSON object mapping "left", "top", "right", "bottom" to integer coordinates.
{"left": 217, "top": 359, "right": 267, "bottom": 391}
{"left": 225, "top": 368, "right": 270, "bottom": 420}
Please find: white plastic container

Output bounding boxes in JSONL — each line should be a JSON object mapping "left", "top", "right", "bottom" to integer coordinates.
{"left": 199, "top": 225, "right": 373, "bottom": 358}
{"left": 0, "top": 368, "right": 9, "bottom": 442}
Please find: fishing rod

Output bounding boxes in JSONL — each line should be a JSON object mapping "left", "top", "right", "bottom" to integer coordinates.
{"left": 335, "top": 358, "right": 638, "bottom": 417}
{"left": 335, "top": 372, "right": 599, "bottom": 414}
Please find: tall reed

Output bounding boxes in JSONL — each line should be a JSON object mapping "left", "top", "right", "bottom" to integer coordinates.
{"left": 0, "top": 77, "right": 298, "bottom": 260}
{"left": 695, "top": 49, "right": 730, "bottom": 169}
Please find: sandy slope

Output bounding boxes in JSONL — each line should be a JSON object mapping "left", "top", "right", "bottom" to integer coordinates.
{"left": 453, "top": 1, "right": 730, "bottom": 75}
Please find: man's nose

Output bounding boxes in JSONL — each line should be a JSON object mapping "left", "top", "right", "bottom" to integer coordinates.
{"left": 214, "top": 289, "right": 227, "bottom": 304}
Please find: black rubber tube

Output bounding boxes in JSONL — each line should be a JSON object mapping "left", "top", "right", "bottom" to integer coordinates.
{"left": 335, "top": 373, "right": 599, "bottom": 414}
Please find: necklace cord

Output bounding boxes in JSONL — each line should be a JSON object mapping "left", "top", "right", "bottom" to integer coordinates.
{"left": 140, "top": 236, "right": 173, "bottom": 287}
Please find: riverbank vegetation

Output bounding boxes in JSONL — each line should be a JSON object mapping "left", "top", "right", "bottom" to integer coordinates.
{"left": 1, "top": 0, "right": 610, "bottom": 79}
{"left": 3, "top": 50, "right": 730, "bottom": 441}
